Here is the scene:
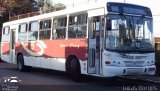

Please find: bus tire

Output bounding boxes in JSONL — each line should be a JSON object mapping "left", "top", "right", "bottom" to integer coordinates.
{"left": 66, "top": 58, "right": 71, "bottom": 75}
{"left": 17, "top": 55, "right": 26, "bottom": 72}
{"left": 70, "top": 58, "right": 81, "bottom": 82}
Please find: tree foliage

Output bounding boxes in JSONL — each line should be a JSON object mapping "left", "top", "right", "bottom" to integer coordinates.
{"left": 0, "top": 0, "right": 38, "bottom": 20}
{"left": 3, "top": 0, "right": 38, "bottom": 16}
{"left": 37, "top": 0, "right": 66, "bottom": 13}
{"left": 0, "top": 0, "right": 38, "bottom": 27}
{"left": 38, "top": 0, "right": 53, "bottom": 13}
{"left": 0, "top": 0, "right": 66, "bottom": 27}
{"left": 53, "top": 3, "right": 66, "bottom": 11}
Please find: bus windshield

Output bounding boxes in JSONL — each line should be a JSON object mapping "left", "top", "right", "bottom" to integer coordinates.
{"left": 105, "top": 14, "right": 154, "bottom": 53}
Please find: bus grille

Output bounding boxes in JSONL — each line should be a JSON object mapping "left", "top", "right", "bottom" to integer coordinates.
{"left": 124, "top": 61, "right": 144, "bottom": 67}
{"left": 135, "top": 56, "right": 147, "bottom": 59}
{"left": 126, "top": 68, "right": 144, "bottom": 74}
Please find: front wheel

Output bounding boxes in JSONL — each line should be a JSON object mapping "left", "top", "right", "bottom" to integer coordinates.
{"left": 70, "top": 58, "right": 81, "bottom": 82}
{"left": 17, "top": 55, "right": 27, "bottom": 72}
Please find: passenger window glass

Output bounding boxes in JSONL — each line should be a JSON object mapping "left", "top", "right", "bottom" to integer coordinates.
{"left": 18, "top": 23, "right": 27, "bottom": 41}
{"left": 52, "top": 17, "right": 67, "bottom": 39}
{"left": 28, "top": 21, "right": 39, "bottom": 41}
{"left": 2, "top": 27, "right": 10, "bottom": 42}
{"left": 68, "top": 13, "right": 87, "bottom": 38}
{"left": 19, "top": 24, "right": 27, "bottom": 32}
{"left": 39, "top": 19, "right": 51, "bottom": 40}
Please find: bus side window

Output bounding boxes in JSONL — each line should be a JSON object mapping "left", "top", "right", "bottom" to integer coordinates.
{"left": 52, "top": 17, "right": 67, "bottom": 39}
{"left": 39, "top": 19, "right": 51, "bottom": 40}
{"left": 28, "top": 21, "right": 39, "bottom": 41}
{"left": 68, "top": 13, "right": 87, "bottom": 38}
{"left": 18, "top": 23, "right": 27, "bottom": 42}
{"left": 2, "top": 27, "right": 10, "bottom": 42}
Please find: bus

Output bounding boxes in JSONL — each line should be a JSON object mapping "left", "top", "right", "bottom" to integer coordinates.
{"left": 1, "top": 2, "right": 156, "bottom": 81}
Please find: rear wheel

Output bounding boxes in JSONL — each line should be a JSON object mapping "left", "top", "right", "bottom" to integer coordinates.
{"left": 70, "top": 58, "right": 81, "bottom": 82}
{"left": 17, "top": 55, "right": 27, "bottom": 72}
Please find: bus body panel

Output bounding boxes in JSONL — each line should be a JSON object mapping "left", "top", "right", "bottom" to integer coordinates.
{"left": 15, "top": 39, "right": 87, "bottom": 70}
{"left": 102, "top": 51, "right": 155, "bottom": 77}
{"left": 2, "top": 43, "right": 10, "bottom": 55}
{"left": 1, "top": 43, "right": 10, "bottom": 63}
{"left": 15, "top": 39, "right": 87, "bottom": 59}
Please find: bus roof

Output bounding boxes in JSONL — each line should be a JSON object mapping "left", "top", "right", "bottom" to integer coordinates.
{"left": 3, "top": 1, "right": 152, "bottom": 27}
{"left": 3, "top": 2, "right": 106, "bottom": 27}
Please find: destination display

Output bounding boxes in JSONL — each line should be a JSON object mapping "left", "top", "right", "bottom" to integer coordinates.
{"left": 107, "top": 2, "right": 152, "bottom": 17}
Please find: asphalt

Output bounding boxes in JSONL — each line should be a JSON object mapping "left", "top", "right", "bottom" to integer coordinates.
{"left": 0, "top": 61, "right": 160, "bottom": 91}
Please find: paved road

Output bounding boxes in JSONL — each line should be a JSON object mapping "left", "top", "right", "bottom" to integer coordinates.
{"left": 0, "top": 62, "right": 159, "bottom": 91}
{"left": 0, "top": 62, "right": 123, "bottom": 91}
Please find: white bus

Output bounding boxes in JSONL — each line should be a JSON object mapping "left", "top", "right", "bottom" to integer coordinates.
{"left": 1, "top": 2, "right": 155, "bottom": 81}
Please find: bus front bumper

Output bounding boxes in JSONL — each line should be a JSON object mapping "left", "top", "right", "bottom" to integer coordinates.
{"left": 102, "top": 65, "right": 156, "bottom": 77}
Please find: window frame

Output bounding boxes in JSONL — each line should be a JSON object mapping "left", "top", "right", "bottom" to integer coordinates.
{"left": 28, "top": 21, "right": 39, "bottom": 41}
{"left": 3, "top": 27, "right": 10, "bottom": 35}
{"left": 19, "top": 23, "right": 28, "bottom": 33}
{"left": 52, "top": 16, "right": 67, "bottom": 40}
{"left": 68, "top": 13, "right": 88, "bottom": 39}
{"left": 2, "top": 26, "right": 10, "bottom": 42}
{"left": 40, "top": 19, "right": 52, "bottom": 30}
{"left": 39, "top": 19, "right": 52, "bottom": 40}
{"left": 18, "top": 23, "right": 28, "bottom": 42}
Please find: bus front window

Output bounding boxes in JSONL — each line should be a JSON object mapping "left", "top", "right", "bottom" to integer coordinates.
{"left": 105, "top": 14, "right": 154, "bottom": 53}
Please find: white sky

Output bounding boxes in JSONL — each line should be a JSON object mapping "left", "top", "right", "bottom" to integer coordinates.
{"left": 52, "top": 0, "right": 160, "bottom": 37}
{"left": 51, "top": 0, "right": 86, "bottom": 5}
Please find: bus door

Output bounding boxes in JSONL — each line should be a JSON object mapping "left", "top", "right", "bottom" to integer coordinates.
{"left": 9, "top": 28, "right": 16, "bottom": 63}
{"left": 88, "top": 16, "right": 103, "bottom": 74}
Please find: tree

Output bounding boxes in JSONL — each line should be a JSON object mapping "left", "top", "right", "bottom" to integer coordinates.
{"left": 0, "top": 0, "right": 39, "bottom": 42}
{"left": 8, "top": 0, "right": 38, "bottom": 16}
{"left": 0, "top": 0, "right": 38, "bottom": 19}
{"left": 37, "top": 0, "right": 66, "bottom": 13}
{"left": 0, "top": 0, "right": 39, "bottom": 43}
{"left": 53, "top": 3, "right": 66, "bottom": 11}
{"left": 38, "top": 0, "right": 53, "bottom": 13}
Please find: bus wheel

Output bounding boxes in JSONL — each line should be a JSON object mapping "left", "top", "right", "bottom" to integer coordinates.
{"left": 70, "top": 58, "right": 81, "bottom": 82}
{"left": 17, "top": 55, "right": 26, "bottom": 72}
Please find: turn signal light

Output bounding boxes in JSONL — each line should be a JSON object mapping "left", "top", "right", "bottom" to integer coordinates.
{"left": 148, "top": 68, "right": 156, "bottom": 72}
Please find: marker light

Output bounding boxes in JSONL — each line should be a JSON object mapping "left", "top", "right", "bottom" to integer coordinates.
{"left": 148, "top": 68, "right": 156, "bottom": 72}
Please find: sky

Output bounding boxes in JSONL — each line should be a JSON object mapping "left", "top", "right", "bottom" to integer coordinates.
{"left": 51, "top": 0, "right": 86, "bottom": 5}
{"left": 52, "top": 0, "right": 160, "bottom": 37}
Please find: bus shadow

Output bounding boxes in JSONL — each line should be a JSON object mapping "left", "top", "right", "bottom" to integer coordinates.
{"left": 23, "top": 67, "right": 134, "bottom": 86}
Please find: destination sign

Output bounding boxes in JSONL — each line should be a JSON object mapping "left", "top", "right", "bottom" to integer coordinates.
{"left": 107, "top": 2, "right": 152, "bottom": 17}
